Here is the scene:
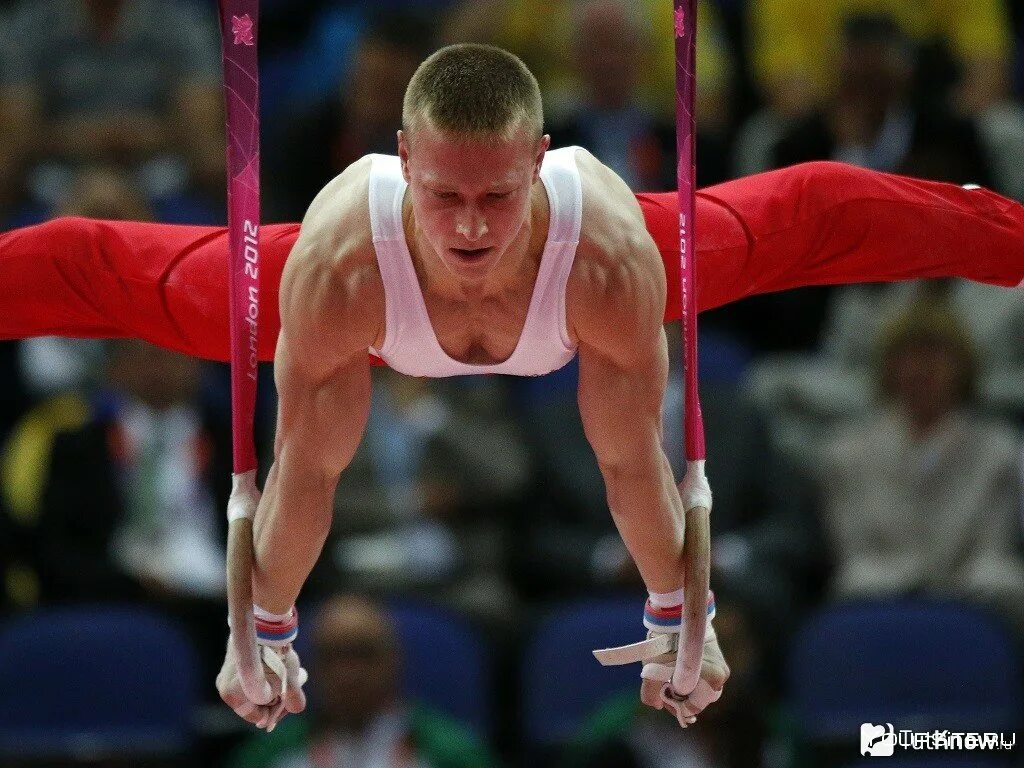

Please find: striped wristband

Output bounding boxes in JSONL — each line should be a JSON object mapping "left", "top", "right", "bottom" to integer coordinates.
{"left": 254, "top": 605, "right": 299, "bottom": 647}
{"left": 643, "top": 591, "right": 716, "bottom": 632}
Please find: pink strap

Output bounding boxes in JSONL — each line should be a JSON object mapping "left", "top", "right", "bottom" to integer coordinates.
{"left": 219, "top": 0, "right": 261, "bottom": 474}
{"left": 674, "top": 0, "right": 706, "bottom": 461}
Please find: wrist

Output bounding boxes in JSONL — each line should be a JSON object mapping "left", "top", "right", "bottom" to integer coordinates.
{"left": 253, "top": 604, "right": 299, "bottom": 647}
{"left": 643, "top": 590, "right": 716, "bottom": 632}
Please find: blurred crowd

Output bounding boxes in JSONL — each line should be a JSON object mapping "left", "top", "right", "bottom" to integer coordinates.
{"left": 0, "top": 0, "right": 1022, "bottom": 766}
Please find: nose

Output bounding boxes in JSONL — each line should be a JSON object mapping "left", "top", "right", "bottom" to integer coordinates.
{"left": 455, "top": 207, "right": 488, "bottom": 242}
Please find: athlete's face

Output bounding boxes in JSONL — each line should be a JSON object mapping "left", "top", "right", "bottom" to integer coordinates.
{"left": 399, "top": 121, "right": 550, "bottom": 284}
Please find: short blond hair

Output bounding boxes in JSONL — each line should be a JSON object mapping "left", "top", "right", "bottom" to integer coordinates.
{"left": 402, "top": 43, "right": 543, "bottom": 141}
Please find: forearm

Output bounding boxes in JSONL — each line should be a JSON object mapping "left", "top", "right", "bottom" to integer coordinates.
{"left": 251, "top": 460, "right": 335, "bottom": 614}
{"left": 602, "top": 450, "right": 687, "bottom": 593}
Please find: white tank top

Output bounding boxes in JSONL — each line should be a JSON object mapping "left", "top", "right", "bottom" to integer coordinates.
{"left": 367, "top": 147, "right": 582, "bottom": 378}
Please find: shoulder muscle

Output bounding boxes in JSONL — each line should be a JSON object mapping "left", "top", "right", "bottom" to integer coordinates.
{"left": 279, "top": 156, "right": 382, "bottom": 380}
{"left": 569, "top": 152, "right": 666, "bottom": 366}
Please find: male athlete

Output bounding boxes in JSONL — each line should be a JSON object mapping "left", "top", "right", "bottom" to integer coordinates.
{"left": 226, "top": 43, "right": 725, "bottom": 731}
{"left": 2, "top": 44, "right": 1023, "bottom": 733}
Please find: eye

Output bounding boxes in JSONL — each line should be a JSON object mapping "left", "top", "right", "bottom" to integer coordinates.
{"left": 430, "top": 190, "right": 458, "bottom": 200}
{"left": 487, "top": 191, "right": 514, "bottom": 200}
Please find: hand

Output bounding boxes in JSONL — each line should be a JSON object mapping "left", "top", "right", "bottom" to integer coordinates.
{"left": 676, "top": 462, "right": 712, "bottom": 698}
{"left": 640, "top": 624, "right": 729, "bottom": 728}
{"left": 216, "top": 634, "right": 308, "bottom": 731}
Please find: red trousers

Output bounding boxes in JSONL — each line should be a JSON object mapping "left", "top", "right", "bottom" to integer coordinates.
{"left": 1, "top": 161, "right": 1021, "bottom": 363}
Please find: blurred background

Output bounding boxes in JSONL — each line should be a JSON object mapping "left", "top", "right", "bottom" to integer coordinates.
{"left": 0, "top": 0, "right": 1022, "bottom": 766}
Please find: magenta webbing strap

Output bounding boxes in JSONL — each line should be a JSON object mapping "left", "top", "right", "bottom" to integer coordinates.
{"left": 219, "top": 0, "right": 261, "bottom": 474}
{"left": 674, "top": 0, "right": 706, "bottom": 461}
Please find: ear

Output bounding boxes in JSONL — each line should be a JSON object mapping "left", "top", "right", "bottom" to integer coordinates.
{"left": 533, "top": 135, "right": 551, "bottom": 182}
{"left": 397, "top": 130, "right": 412, "bottom": 183}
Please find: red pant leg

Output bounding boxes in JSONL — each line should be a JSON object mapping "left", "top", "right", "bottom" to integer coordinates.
{"left": 0, "top": 217, "right": 299, "bottom": 361}
{"left": 3, "top": 162, "right": 1022, "bottom": 359}
{"left": 639, "top": 161, "right": 1024, "bottom": 322}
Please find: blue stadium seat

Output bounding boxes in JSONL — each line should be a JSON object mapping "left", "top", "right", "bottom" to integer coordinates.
{"left": 0, "top": 605, "right": 200, "bottom": 760}
{"left": 296, "top": 599, "right": 491, "bottom": 736}
{"left": 789, "top": 600, "right": 1023, "bottom": 741}
{"left": 522, "top": 596, "right": 644, "bottom": 747}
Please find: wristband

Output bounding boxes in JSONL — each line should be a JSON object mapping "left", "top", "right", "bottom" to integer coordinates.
{"left": 648, "top": 587, "right": 686, "bottom": 608}
{"left": 643, "top": 590, "right": 715, "bottom": 632}
{"left": 253, "top": 604, "right": 299, "bottom": 647}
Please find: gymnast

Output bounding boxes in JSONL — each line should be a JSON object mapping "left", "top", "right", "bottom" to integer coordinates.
{"left": 1, "top": 43, "right": 1023, "bottom": 732}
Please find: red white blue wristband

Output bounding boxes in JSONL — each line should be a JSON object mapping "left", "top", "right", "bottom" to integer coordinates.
{"left": 253, "top": 605, "right": 299, "bottom": 647}
{"left": 644, "top": 591, "right": 716, "bottom": 632}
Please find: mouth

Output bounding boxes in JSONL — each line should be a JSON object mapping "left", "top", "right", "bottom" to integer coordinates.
{"left": 449, "top": 246, "right": 493, "bottom": 263}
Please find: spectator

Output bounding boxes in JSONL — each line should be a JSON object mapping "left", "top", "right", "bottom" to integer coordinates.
{"left": 738, "top": 14, "right": 993, "bottom": 182}
{"left": 265, "top": 11, "right": 435, "bottom": 220}
{"left": 746, "top": 0, "right": 1015, "bottom": 120}
{"left": 1, "top": 340, "right": 231, "bottom": 680}
{"left": 740, "top": 0, "right": 1024, "bottom": 200}
{"left": 771, "top": 16, "right": 991, "bottom": 183}
{"left": 820, "top": 278, "right": 1024, "bottom": 418}
{"left": 817, "top": 300, "right": 1024, "bottom": 633}
{"left": 744, "top": 278, "right": 1024, "bottom": 478}
{"left": 1, "top": 0, "right": 223, "bottom": 212}
{"left": 545, "top": 0, "right": 737, "bottom": 190}
{"left": 732, "top": 15, "right": 993, "bottom": 355}
{"left": 544, "top": 0, "right": 671, "bottom": 190}
{"left": 0, "top": 341, "right": 26, "bottom": 445}
{"left": 228, "top": 594, "right": 496, "bottom": 768}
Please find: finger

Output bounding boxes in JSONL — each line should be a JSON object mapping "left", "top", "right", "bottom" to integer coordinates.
{"left": 265, "top": 698, "right": 289, "bottom": 733}
{"left": 663, "top": 684, "right": 699, "bottom": 716}
{"left": 230, "top": 697, "right": 274, "bottom": 727}
{"left": 220, "top": 684, "right": 273, "bottom": 726}
{"left": 266, "top": 654, "right": 308, "bottom": 733}
{"left": 640, "top": 677, "right": 665, "bottom": 709}
{"left": 675, "top": 503, "right": 711, "bottom": 697}
{"left": 659, "top": 685, "right": 699, "bottom": 727}
{"left": 282, "top": 652, "right": 308, "bottom": 715}
{"left": 686, "top": 678, "right": 723, "bottom": 711}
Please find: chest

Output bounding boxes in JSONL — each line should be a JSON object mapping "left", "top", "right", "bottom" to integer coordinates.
{"left": 421, "top": 289, "right": 534, "bottom": 365}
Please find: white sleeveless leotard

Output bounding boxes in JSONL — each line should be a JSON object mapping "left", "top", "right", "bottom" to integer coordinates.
{"left": 367, "top": 147, "right": 582, "bottom": 378}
